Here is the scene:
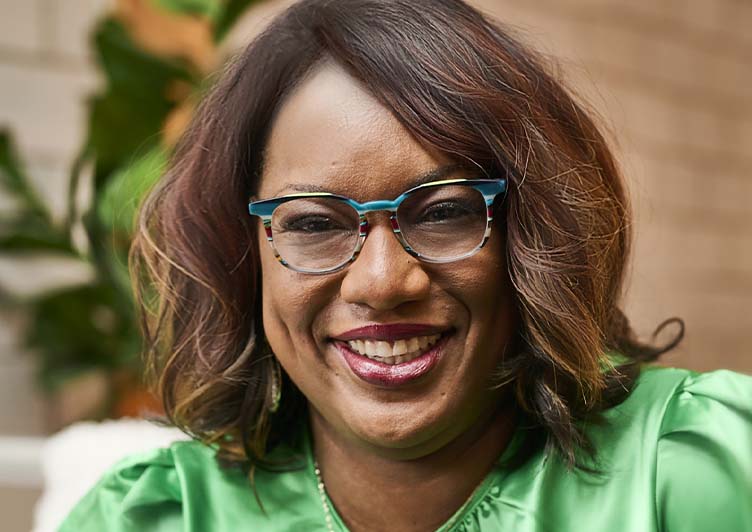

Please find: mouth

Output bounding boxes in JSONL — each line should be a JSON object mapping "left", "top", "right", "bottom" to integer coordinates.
{"left": 329, "top": 324, "right": 453, "bottom": 387}
{"left": 342, "top": 334, "right": 442, "bottom": 365}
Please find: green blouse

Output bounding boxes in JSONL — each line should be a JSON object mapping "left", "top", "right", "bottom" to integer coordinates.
{"left": 60, "top": 366, "right": 752, "bottom": 531}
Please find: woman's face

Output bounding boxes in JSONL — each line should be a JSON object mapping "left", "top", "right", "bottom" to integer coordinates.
{"left": 256, "top": 62, "right": 517, "bottom": 458}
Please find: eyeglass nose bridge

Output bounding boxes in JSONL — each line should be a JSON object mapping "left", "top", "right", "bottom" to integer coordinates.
{"left": 350, "top": 201, "right": 416, "bottom": 264}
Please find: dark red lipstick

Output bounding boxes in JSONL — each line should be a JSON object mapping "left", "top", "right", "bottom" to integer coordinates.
{"left": 332, "top": 323, "right": 447, "bottom": 342}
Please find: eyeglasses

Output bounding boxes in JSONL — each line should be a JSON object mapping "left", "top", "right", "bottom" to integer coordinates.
{"left": 248, "top": 178, "right": 507, "bottom": 274}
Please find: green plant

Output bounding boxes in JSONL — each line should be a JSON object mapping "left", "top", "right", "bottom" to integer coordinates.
{"left": 0, "top": 0, "right": 262, "bottom": 401}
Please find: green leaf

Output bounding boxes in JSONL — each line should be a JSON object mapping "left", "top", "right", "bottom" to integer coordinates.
{"left": 87, "top": 18, "right": 194, "bottom": 187}
{"left": 155, "top": 0, "right": 222, "bottom": 19}
{"left": 98, "top": 147, "right": 167, "bottom": 235}
{"left": 0, "top": 130, "right": 49, "bottom": 221}
{"left": 0, "top": 131, "right": 62, "bottom": 254}
{"left": 0, "top": 215, "right": 72, "bottom": 253}
{"left": 93, "top": 18, "right": 194, "bottom": 94}
{"left": 0, "top": 130, "right": 26, "bottom": 194}
{"left": 24, "top": 283, "right": 140, "bottom": 390}
{"left": 86, "top": 90, "right": 169, "bottom": 184}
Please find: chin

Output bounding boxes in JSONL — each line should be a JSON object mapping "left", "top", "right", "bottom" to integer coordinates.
{"left": 343, "top": 405, "right": 456, "bottom": 457}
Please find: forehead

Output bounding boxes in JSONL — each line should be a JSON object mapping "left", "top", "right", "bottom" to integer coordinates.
{"left": 257, "top": 61, "right": 462, "bottom": 200}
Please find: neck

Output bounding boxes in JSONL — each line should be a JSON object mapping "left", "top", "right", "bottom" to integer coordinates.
{"left": 309, "top": 402, "right": 516, "bottom": 532}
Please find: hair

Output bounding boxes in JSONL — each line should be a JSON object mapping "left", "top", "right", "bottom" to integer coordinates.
{"left": 130, "top": 0, "right": 683, "bottom": 474}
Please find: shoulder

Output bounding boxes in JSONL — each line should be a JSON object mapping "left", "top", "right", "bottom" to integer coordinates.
{"left": 58, "top": 440, "right": 217, "bottom": 531}
{"left": 599, "top": 365, "right": 752, "bottom": 430}
{"left": 622, "top": 365, "right": 752, "bottom": 452}
{"left": 59, "top": 438, "right": 323, "bottom": 532}
{"left": 552, "top": 366, "right": 752, "bottom": 531}
{"left": 602, "top": 366, "right": 752, "bottom": 531}
{"left": 590, "top": 365, "right": 703, "bottom": 448}
{"left": 651, "top": 368, "right": 752, "bottom": 531}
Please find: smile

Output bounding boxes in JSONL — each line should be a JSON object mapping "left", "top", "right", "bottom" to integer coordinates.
{"left": 345, "top": 335, "right": 442, "bottom": 365}
{"left": 330, "top": 324, "right": 452, "bottom": 386}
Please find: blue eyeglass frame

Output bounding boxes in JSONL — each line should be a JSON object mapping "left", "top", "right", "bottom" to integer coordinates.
{"left": 248, "top": 177, "right": 507, "bottom": 274}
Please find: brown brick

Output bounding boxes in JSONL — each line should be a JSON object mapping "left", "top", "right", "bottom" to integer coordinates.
{"left": 0, "top": 0, "right": 41, "bottom": 52}
{"left": 0, "top": 62, "right": 98, "bottom": 161}
{"left": 53, "top": 0, "right": 113, "bottom": 60}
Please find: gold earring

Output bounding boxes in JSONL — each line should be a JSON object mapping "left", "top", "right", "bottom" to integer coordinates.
{"left": 269, "top": 358, "right": 282, "bottom": 413}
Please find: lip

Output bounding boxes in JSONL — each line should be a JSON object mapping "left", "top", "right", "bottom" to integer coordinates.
{"left": 332, "top": 323, "right": 450, "bottom": 342}
{"left": 333, "top": 332, "right": 450, "bottom": 388}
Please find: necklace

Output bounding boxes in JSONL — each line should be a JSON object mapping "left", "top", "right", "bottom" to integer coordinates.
{"left": 313, "top": 459, "right": 336, "bottom": 532}
{"left": 312, "top": 459, "right": 489, "bottom": 532}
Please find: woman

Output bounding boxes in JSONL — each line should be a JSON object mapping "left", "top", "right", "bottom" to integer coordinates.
{"left": 61, "top": 0, "right": 752, "bottom": 530}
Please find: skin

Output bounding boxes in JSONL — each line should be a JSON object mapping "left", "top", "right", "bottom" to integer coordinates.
{"left": 256, "top": 61, "right": 518, "bottom": 532}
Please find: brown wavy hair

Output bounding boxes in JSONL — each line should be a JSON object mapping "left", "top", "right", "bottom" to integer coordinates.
{"left": 130, "top": 0, "right": 683, "bottom": 472}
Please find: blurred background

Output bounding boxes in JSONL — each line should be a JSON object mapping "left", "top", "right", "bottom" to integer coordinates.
{"left": 0, "top": 0, "right": 750, "bottom": 530}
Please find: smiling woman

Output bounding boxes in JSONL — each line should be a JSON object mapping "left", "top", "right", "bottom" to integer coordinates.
{"left": 60, "top": 0, "right": 752, "bottom": 531}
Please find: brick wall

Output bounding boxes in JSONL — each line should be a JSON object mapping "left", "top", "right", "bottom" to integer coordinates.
{"left": 0, "top": 0, "right": 750, "bottom": 439}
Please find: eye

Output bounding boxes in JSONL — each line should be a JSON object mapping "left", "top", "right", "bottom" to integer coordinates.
{"left": 418, "top": 201, "right": 475, "bottom": 223}
{"left": 281, "top": 215, "right": 348, "bottom": 233}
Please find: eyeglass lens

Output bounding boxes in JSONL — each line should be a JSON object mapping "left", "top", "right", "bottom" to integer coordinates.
{"left": 269, "top": 184, "right": 488, "bottom": 271}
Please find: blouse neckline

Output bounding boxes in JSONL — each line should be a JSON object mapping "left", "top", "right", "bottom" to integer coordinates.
{"left": 301, "top": 417, "right": 524, "bottom": 531}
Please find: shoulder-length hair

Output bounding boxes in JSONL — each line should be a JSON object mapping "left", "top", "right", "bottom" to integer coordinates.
{"left": 131, "top": 0, "right": 682, "bottom": 471}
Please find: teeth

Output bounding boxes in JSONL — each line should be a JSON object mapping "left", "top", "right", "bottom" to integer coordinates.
{"left": 393, "top": 340, "right": 408, "bottom": 356}
{"left": 365, "top": 340, "right": 377, "bottom": 355}
{"left": 376, "top": 341, "right": 392, "bottom": 357}
{"left": 346, "top": 334, "right": 442, "bottom": 362}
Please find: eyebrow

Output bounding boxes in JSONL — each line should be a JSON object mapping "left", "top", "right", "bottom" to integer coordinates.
{"left": 267, "top": 163, "right": 472, "bottom": 198}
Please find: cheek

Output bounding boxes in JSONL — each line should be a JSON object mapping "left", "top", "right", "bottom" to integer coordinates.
{"left": 260, "top": 266, "right": 306, "bottom": 352}
{"left": 475, "top": 240, "right": 514, "bottom": 331}
{"left": 449, "top": 234, "right": 511, "bottom": 314}
{"left": 258, "top": 242, "right": 339, "bottom": 367}
{"left": 448, "top": 237, "right": 515, "bottom": 363}
{"left": 258, "top": 236, "right": 304, "bottom": 359}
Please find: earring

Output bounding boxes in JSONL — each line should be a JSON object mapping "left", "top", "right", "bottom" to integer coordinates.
{"left": 269, "top": 358, "right": 282, "bottom": 413}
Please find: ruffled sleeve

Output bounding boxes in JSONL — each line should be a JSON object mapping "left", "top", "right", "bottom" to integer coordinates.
{"left": 656, "top": 370, "right": 752, "bottom": 532}
{"left": 58, "top": 446, "right": 185, "bottom": 532}
{"left": 58, "top": 438, "right": 327, "bottom": 532}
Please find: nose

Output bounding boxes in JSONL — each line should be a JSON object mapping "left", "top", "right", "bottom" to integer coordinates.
{"left": 340, "top": 220, "right": 430, "bottom": 311}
